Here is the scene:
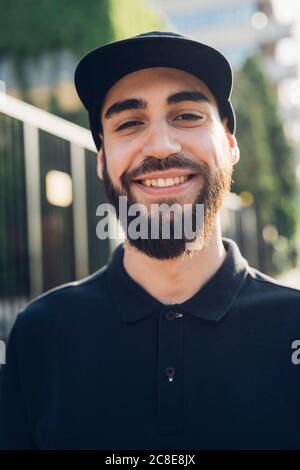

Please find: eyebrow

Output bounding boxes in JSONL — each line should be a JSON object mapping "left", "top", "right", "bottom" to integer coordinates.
{"left": 103, "top": 90, "right": 211, "bottom": 119}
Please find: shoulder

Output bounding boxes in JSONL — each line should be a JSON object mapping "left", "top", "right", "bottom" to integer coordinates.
{"left": 240, "top": 265, "right": 300, "bottom": 312}
{"left": 247, "top": 266, "right": 300, "bottom": 294}
{"left": 3, "top": 266, "right": 113, "bottom": 369}
{"left": 15, "top": 264, "right": 110, "bottom": 333}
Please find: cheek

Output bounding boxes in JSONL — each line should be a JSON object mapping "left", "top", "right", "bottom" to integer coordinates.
{"left": 104, "top": 136, "right": 144, "bottom": 182}
{"left": 191, "top": 128, "right": 228, "bottom": 167}
{"left": 212, "top": 134, "right": 227, "bottom": 165}
{"left": 103, "top": 140, "right": 131, "bottom": 183}
{"left": 183, "top": 131, "right": 218, "bottom": 166}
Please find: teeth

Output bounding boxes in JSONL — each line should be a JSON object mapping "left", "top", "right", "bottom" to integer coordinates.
{"left": 141, "top": 175, "right": 189, "bottom": 187}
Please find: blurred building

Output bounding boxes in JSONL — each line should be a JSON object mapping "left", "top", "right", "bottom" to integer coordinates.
{"left": 148, "top": 0, "right": 297, "bottom": 107}
{"left": 149, "top": 0, "right": 293, "bottom": 69}
{"left": 0, "top": 50, "right": 81, "bottom": 114}
{"left": 150, "top": 0, "right": 300, "bottom": 189}
{"left": 1, "top": 1, "right": 298, "bottom": 133}
{"left": 0, "top": 0, "right": 165, "bottom": 119}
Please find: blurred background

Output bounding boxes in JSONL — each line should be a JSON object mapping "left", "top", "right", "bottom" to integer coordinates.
{"left": 1, "top": 0, "right": 300, "bottom": 340}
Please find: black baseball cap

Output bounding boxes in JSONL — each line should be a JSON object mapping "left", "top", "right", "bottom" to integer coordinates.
{"left": 74, "top": 31, "right": 236, "bottom": 150}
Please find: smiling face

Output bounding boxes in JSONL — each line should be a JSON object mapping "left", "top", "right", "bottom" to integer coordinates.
{"left": 97, "top": 67, "right": 239, "bottom": 259}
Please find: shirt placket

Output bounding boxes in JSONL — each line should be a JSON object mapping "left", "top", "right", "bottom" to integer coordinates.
{"left": 157, "top": 308, "right": 184, "bottom": 436}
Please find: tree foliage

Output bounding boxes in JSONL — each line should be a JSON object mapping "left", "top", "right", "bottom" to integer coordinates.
{"left": 232, "top": 55, "right": 299, "bottom": 272}
{"left": 109, "top": 0, "right": 164, "bottom": 40}
{"left": 0, "top": 0, "right": 113, "bottom": 59}
{"left": 0, "top": 0, "right": 165, "bottom": 65}
{"left": 0, "top": 0, "right": 165, "bottom": 120}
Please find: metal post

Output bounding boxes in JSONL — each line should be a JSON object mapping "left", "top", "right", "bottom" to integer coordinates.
{"left": 23, "top": 123, "right": 43, "bottom": 297}
{"left": 70, "top": 143, "right": 89, "bottom": 279}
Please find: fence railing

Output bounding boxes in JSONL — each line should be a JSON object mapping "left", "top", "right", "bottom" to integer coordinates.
{"left": 0, "top": 92, "right": 112, "bottom": 338}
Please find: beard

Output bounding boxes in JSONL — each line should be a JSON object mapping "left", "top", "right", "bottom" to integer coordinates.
{"left": 101, "top": 148, "right": 233, "bottom": 260}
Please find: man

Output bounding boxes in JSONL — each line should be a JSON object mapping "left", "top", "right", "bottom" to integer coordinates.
{"left": 1, "top": 31, "right": 300, "bottom": 450}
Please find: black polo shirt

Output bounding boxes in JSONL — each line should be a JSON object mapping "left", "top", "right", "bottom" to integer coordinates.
{"left": 1, "top": 238, "right": 300, "bottom": 450}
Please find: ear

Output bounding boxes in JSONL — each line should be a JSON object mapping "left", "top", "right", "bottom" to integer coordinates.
{"left": 225, "top": 129, "right": 240, "bottom": 165}
{"left": 97, "top": 146, "right": 104, "bottom": 180}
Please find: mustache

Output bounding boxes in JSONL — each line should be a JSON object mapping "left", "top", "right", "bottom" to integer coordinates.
{"left": 121, "top": 155, "right": 211, "bottom": 189}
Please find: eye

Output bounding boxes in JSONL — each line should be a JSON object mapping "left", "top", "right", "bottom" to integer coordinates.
{"left": 175, "top": 113, "right": 203, "bottom": 121}
{"left": 116, "top": 120, "right": 143, "bottom": 131}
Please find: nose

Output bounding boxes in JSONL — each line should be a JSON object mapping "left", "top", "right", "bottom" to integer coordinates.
{"left": 142, "top": 119, "right": 182, "bottom": 159}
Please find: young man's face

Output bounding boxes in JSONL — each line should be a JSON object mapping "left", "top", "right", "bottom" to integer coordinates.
{"left": 97, "top": 67, "right": 239, "bottom": 259}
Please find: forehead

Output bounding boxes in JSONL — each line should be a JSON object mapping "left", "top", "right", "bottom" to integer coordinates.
{"left": 102, "top": 67, "right": 218, "bottom": 112}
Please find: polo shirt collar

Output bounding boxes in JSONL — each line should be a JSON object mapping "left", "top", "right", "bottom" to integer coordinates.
{"left": 106, "top": 238, "right": 249, "bottom": 323}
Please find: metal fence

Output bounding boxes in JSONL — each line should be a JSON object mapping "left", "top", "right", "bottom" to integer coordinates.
{"left": 0, "top": 92, "right": 111, "bottom": 339}
{"left": 0, "top": 92, "right": 259, "bottom": 340}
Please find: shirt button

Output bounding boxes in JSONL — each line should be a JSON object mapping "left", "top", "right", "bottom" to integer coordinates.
{"left": 165, "top": 366, "right": 176, "bottom": 382}
{"left": 166, "top": 311, "right": 183, "bottom": 320}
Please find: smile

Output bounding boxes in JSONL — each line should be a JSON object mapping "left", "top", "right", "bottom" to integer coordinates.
{"left": 131, "top": 173, "right": 199, "bottom": 195}
{"left": 138, "top": 175, "right": 192, "bottom": 188}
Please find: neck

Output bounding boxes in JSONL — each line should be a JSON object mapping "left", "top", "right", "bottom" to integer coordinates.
{"left": 123, "top": 218, "right": 226, "bottom": 305}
